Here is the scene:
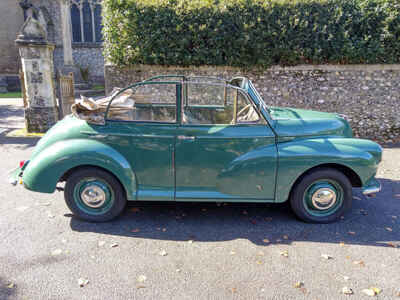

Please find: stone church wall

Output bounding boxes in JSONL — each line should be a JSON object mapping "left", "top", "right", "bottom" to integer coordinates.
{"left": 0, "top": 0, "right": 24, "bottom": 74}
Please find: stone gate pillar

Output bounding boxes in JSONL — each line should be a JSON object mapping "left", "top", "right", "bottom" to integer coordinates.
{"left": 15, "top": 16, "right": 58, "bottom": 133}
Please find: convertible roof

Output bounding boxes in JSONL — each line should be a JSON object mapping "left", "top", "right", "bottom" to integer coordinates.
{"left": 142, "top": 75, "right": 249, "bottom": 88}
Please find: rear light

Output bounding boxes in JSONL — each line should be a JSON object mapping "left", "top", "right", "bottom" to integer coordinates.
{"left": 19, "top": 160, "right": 25, "bottom": 168}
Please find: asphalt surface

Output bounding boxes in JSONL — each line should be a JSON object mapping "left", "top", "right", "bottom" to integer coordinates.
{"left": 1, "top": 100, "right": 399, "bottom": 299}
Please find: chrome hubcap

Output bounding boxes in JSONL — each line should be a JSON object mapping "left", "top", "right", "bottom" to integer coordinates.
{"left": 80, "top": 185, "right": 106, "bottom": 208}
{"left": 311, "top": 188, "right": 337, "bottom": 210}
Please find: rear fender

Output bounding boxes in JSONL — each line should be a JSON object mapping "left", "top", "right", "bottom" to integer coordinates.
{"left": 22, "top": 139, "right": 137, "bottom": 199}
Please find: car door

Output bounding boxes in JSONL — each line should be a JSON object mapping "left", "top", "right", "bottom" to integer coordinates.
{"left": 175, "top": 82, "right": 277, "bottom": 201}
{"left": 102, "top": 81, "right": 181, "bottom": 201}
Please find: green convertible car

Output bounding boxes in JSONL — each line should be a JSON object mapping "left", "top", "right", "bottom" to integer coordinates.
{"left": 9, "top": 75, "right": 382, "bottom": 223}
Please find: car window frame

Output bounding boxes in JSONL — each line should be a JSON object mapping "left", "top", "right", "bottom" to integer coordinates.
{"left": 180, "top": 81, "right": 265, "bottom": 127}
{"left": 104, "top": 81, "right": 182, "bottom": 125}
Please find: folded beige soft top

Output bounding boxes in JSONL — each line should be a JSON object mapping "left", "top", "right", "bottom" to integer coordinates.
{"left": 71, "top": 88, "right": 135, "bottom": 124}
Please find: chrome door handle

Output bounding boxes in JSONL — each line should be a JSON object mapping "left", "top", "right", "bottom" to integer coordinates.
{"left": 177, "top": 135, "right": 195, "bottom": 141}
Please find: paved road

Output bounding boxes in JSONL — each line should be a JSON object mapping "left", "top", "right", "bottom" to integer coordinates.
{"left": 1, "top": 100, "right": 399, "bottom": 299}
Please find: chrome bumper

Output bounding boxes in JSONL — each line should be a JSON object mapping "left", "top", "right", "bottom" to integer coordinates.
{"left": 8, "top": 167, "right": 22, "bottom": 186}
{"left": 362, "top": 178, "right": 381, "bottom": 195}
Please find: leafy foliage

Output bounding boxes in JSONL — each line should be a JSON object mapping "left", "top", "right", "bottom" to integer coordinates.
{"left": 102, "top": 0, "right": 400, "bottom": 67}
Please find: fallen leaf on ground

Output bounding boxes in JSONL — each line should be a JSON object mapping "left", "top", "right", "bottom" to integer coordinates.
{"left": 386, "top": 242, "right": 397, "bottom": 248}
{"left": 98, "top": 241, "right": 105, "bottom": 247}
{"left": 283, "top": 235, "right": 289, "bottom": 240}
{"left": 110, "top": 243, "right": 119, "bottom": 248}
{"left": 371, "top": 287, "right": 381, "bottom": 295}
{"left": 348, "top": 231, "right": 356, "bottom": 235}
{"left": 263, "top": 239, "right": 270, "bottom": 243}
{"left": 7, "top": 283, "right": 14, "bottom": 289}
{"left": 362, "top": 288, "right": 381, "bottom": 296}
{"left": 280, "top": 250, "right": 289, "bottom": 257}
{"left": 137, "top": 275, "right": 147, "bottom": 283}
{"left": 353, "top": 260, "right": 365, "bottom": 266}
{"left": 51, "top": 249, "right": 62, "bottom": 256}
{"left": 256, "top": 260, "right": 263, "bottom": 265}
{"left": 159, "top": 250, "right": 168, "bottom": 256}
{"left": 78, "top": 278, "right": 89, "bottom": 287}
{"left": 385, "top": 227, "right": 393, "bottom": 232}
{"left": 130, "top": 207, "right": 140, "bottom": 213}
{"left": 294, "top": 282, "right": 304, "bottom": 288}
{"left": 339, "top": 242, "right": 346, "bottom": 246}
{"left": 136, "top": 285, "right": 146, "bottom": 289}
{"left": 321, "top": 254, "right": 333, "bottom": 260}
{"left": 131, "top": 228, "right": 140, "bottom": 233}
{"left": 342, "top": 287, "right": 353, "bottom": 295}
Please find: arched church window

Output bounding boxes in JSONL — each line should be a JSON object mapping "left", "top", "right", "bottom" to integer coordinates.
{"left": 70, "top": 0, "right": 102, "bottom": 43}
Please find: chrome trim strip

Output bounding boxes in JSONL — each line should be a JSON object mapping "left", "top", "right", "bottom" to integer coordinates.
{"left": 80, "top": 131, "right": 174, "bottom": 138}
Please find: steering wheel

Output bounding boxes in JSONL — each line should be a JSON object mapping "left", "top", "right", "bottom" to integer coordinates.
{"left": 232, "top": 104, "right": 251, "bottom": 123}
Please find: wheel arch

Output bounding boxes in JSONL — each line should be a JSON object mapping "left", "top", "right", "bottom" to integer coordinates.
{"left": 287, "top": 163, "right": 362, "bottom": 201}
{"left": 22, "top": 139, "right": 137, "bottom": 200}
{"left": 60, "top": 165, "right": 128, "bottom": 198}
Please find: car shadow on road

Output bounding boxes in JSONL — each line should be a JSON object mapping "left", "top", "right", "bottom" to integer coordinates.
{"left": 69, "top": 178, "right": 400, "bottom": 248}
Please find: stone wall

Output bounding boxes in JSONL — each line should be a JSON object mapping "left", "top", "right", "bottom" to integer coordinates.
{"left": 31, "top": 0, "right": 104, "bottom": 83}
{"left": 0, "top": 0, "right": 24, "bottom": 74}
{"left": 105, "top": 64, "right": 400, "bottom": 144}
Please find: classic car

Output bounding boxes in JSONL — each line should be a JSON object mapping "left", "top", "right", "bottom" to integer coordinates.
{"left": 9, "top": 75, "right": 382, "bottom": 223}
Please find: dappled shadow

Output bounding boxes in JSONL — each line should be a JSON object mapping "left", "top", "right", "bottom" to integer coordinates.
{"left": 0, "top": 130, "right": 39, "bottom": 149}
{"left": 0, "top": 105, "right": 24, "bottom": 128}
{"left": 70, "top": 177, "right": 400, "bottom": 248}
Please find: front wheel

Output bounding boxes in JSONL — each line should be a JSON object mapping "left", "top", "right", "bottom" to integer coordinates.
{"left": 290, "top": 168, "right": 352, "bottom": 223}
{"left": 64, "top": 167, "right": 127, "bottom": 222}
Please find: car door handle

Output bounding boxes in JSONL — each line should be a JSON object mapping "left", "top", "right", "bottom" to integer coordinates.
{"left": 177, "top": 135, "right": 195, "bottom": 141}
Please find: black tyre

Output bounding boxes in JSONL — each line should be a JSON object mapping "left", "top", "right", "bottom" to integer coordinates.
{"left": 64, "top": 167, "right": 127, "bottom": 222}
{"left": 290, "top": 168, "right": 352, "bottom": 223}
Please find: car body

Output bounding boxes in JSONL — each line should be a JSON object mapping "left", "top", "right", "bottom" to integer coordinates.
{"left": 9, "top": 75, "right": 382, "bottom": 223}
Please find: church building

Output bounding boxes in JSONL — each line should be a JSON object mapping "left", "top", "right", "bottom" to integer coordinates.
{"left": 0, "top": 0, "right": 105, "bottom": 92}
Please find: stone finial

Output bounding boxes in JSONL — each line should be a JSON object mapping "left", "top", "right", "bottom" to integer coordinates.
{"left": 15, "top": 16, "right": 47, "bottom": 45}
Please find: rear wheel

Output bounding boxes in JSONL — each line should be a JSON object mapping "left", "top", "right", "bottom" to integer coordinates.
{"left": 290, "top": 168, "right": 352, "bottom": 223}
{"left": 64, "top": 167, "right": 126, "bottom": 222}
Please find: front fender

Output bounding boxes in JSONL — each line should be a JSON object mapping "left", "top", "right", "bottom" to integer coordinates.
{"left": 276, "top": 137, "right": 381, "bottom": 202}
{"left": 22, "top": 139, "right": 137, "bottom": 199}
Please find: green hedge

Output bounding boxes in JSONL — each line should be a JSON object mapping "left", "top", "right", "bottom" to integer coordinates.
{"left": 103, "top": 0, "right": 400, "bottom": 67}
